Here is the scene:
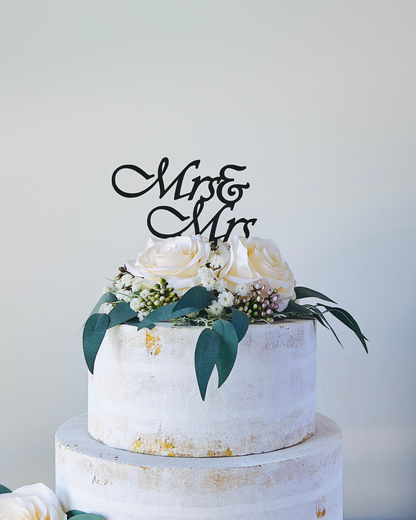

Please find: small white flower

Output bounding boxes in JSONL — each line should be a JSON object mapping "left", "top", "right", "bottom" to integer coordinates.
{"left": 115, "top": 279, "right": 124, "bottom": 290}
{"left": 132, "top": 277, "right": 143, "bottom": 293}
{"left": 116, "top": 290, "right": 131, "bottom": 301}
{"left": 121, "top": 274, "right": 134, "bottom": 287}
{"left": 208, "top": 252, "right": 224, "bottom": 269}
{"left": 201, "top": 277, "right": 216, "bottom": 291}
{"left": 207, "top": 301, "right": 224, "bottom": 316}
{"left": 99, "top": 303, "right": 113, "bottom": 314}
{"left": 198, "top": 266, "right": 215, "bottom": 282}
{"left": 130, "top": 298, "right": 142, "bottom": 312}
{"left": 235, "top": 283, "right": 250, "bottom": 296}
{"left": 137, "top": 309, "right": 150, "bottom": 321}
{"left": 216, "top": 240, "right": 229, "bottom": 254}
{"left": 214, "top": 278, "right": 228, "bottom": 292}
{"left": 217, "top": 291, "right": 234, "bottom": 307}
{"left": 140, "top": 289, "right": 151, "bottom": 299}
{"left": 102, "top": 285, "right": 111, "bottom": 294}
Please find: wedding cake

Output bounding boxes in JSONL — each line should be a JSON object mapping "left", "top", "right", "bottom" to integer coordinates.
{"left": 54, "top": 233, "right": 355, "bottom": 520}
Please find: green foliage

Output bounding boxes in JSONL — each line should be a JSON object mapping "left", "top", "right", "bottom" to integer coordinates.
{"left": 108, "top": 301, "right": 137, "bottom": 328}
{"left": 213, "top": 320, "right": 239, "bottom": 388}
{"left": 66, "top": 512, "right": 104, "bottom": 520}
{"left": 285, "top": 300, "right": 315, "bottom": 316}
{"left": 90, "top": 292, "right": 117, "bottom": 315}
{"left": 294, "top": 286, "right": 337, "bottom": 304}
{"left": 0, "top": 484, "right": 11, "bottom": 494}
{"left": 195, "top": 328, "right": 220, "bottom": 400}
{"left": 83, "top": 313, "right": 110, "bottom": 374}
{"left": 173, "top": 286, "right": 215, "bottom": 312}
{"left": 83, "top": 279, "right": 368, "bottom": 401}
{"left": 230, "top": 308, "right": 249, "bottom": 342}
{"left": 318, "top": 304, "right": 368, "bottom": 353}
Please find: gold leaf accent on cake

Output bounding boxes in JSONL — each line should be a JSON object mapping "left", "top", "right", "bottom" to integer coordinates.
{"left": 133, "top": 437, "right": 176, "bottom": 456}
{"left": 145, "top": 331, "right": 161, "bottom": 356}
{"left": 316, "top": 498, "right": 326, "bottom": 517}
{"left": 207, "top": 448, "right": 233, "bottom": 457}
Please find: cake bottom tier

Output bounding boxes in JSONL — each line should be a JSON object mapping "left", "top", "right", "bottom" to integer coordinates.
{"left": 56, "top": 413, "right": 342, "bottom": 520}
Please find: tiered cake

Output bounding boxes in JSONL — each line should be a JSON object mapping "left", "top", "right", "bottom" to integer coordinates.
{"left": 55, "top": 319, "right": 343, "bottom": 519}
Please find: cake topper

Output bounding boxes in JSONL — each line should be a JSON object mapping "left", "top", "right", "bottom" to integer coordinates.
{"left": 111, "top": 157, "right": 257, "bottom": 242}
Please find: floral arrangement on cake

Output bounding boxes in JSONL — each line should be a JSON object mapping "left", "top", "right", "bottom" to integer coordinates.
{"left": 83, "top": 234, "right": 368, "bottom": 400}
{"left": 0, "top": 483, "right": 104, "bottom": 519}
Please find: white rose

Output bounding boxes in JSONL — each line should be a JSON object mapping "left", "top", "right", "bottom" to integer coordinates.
{"left": 218, "top": 236, "right": 295, "bottom": 311}
{"left": 0, "top": 483, "right": 67, "bottom": 520}
{"left": 128, "top": 236, "right": 211, "bottom": 292}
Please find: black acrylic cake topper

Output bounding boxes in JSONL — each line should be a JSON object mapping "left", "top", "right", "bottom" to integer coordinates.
{"left": 111, "top": 157, "right": 257, "bottom": 242}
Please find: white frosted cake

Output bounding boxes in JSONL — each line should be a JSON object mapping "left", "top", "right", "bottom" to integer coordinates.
{"left": 56, "top": 320, "right": 343, "bottom": 519}
{"left": 55, "top": 234, "right": 354, "bottom": 519}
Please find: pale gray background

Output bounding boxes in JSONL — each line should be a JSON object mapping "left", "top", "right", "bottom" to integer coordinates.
{"left": 0, "top": 1, "right": 415, "bottom": 519}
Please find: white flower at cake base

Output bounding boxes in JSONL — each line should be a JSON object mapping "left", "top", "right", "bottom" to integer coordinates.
{"left": 0, "top": 483, "right": 66, "bottom": 520}
{"left": 128, "top": 235, "right": 211, "bottom": 292}
{"left": 218, "top": 236, "right": 295, "bottom": 311}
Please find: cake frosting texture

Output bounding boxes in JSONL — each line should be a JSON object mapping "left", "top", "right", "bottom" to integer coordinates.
{"left": 56, "top": 413, "right": 342, "bottom": 520}
{"left": 56, "top": 319, "right": 343, "bottom": 519}
{"left": 88, "top": 320, "right": 316, "bottom": 457}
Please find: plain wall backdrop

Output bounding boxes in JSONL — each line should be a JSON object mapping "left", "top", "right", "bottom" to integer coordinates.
{"left": 0, "top": 1, "right": 415, "bottom": 519}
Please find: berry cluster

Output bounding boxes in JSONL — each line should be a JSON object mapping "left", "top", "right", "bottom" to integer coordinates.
{"left": 233, "top": 282, "right": 281, "bottom": 323}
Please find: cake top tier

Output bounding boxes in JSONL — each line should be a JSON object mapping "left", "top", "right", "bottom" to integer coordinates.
{"left": 83, "top": 234, "right": 367, "bottom": 400}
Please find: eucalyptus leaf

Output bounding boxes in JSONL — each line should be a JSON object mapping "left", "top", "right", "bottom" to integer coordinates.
{"left": 309, "top": 306, "right": 343, "bottom": 347}
{"left": 231, "top": 308, "right": 249, "bottom": 342}
{"left": 83, "top": 313, "right": 110, "bottom": 374}
{"left": 108, "top": 301, "right": 137, "bottom": 328}
{"left": 194, "top": 328, "right": 220, "bottom": 400}
{"left": 137, "top": 303, "right": 181, "bottom": 329}
{"left": 67, "top": 512, "right": 86, "bottom": 518}
{"left": 285, "top": 300, "right": 315, "bottom": 315}
{"left": 66, "top": 514, "right": 104, "bottom": 520}
{"left": 90, "top": 292, "right": 117, "bottom": 316}
{"left": 319, "top": 305, "right": 368, "bottom": 353}
{"left": 294, "top": 286, "right": 337, "bottom": 304}
{"left": 174, "top": 286, "right": 215, "bottom": 313}
{"left": 0, "top": 484, "right": 11, "bottom": 494}
{"left": 137, "top": 302, "right": 204, "bottom": 330}
{"left": 213, "top": 320, "right": 239, "bottom": 388}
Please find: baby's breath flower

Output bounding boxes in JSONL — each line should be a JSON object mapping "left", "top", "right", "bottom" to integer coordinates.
{"left": 214, "top": 278, "right": 228, "bottom": 292}
{"left": 121, "top": 274, "right": 134, "bottom": 287}
{"left": 208, "top": 253, "right": 224, "bottom": 269}
{"left": 116, "top": 290, "right": 131, "bottom": 301}
{"left": 201, "top": 277, "right": 216, "bottom": 291}
{"left": 140, "top": 289, "right": 151, "bottom": 299}
{"left": 216, "top": 241, "right": 229, "bottom": 254}
{"left": 235, "top": 283, "right": 250, "bottom": 297}
{"left": 130, "top": 298, "right": 142, "bottom": 312}
{"left": 207, "top": 301, "right": 224, "bottom": 316}
{"left": 198, "top": 266, "right": 215, "bottom": 282}
{"left": 102, "top": 285, "right": 112, "bottom": 294}
{"left": 132, "top": 277, "right": 143, "bottom": 293}
{"left": 137, "top": 309, "right": 150, "bottom": 321}
{"left": 217, "top": 291, "right": 234, "bottom": 307}
{"left": 115, "top": 279, "right": 124, "bottom": 290}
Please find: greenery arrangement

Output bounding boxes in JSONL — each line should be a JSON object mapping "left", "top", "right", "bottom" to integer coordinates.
{"left": 83, "top": 239, "right": 368, "bottom": 401}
